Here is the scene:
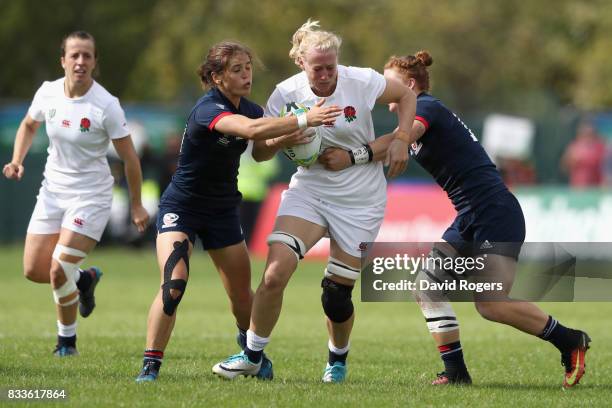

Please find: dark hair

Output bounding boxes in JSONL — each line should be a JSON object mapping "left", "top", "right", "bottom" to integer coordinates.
{"left": 384, "top": 50, "right": 433, "bottom": 91}
{"left": 60, "top": 31, "right": 97, "bottom": 58}
{"left": 196, "top": 41, "right": 256, "bottom": 88}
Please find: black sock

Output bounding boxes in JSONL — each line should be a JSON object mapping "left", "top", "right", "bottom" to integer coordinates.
{"left": 439, "top": 341, "right": 467, "bottom": 375}
{"left": 244, "top": 347, "right": 263, "bottom": 364}
{"left": 237, "top": 328, "right": 247, "bottom": 349}
{"left": 328, "top": 350, "right": 349, "bottom": 365}
{"left": 539, "top": 315, "right": 582, "bottom": 352}
{"left": 143, "top": 349, "right": 163, "bottom": 369}
{"left": 76, "top": 268, "right": 93, "bottom": 292}
{"left": 57, "top": 335, "right": 76, "bottom": 348}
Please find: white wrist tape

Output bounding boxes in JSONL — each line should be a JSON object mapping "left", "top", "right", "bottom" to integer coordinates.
{"left": 296, "top": 111, "right": 308, "bottom": 130}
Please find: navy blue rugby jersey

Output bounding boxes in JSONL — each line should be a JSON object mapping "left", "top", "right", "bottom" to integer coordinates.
{"left": 164, "top": 87, "right": 263, "bottom": 209}
{"left": 410, "top": 93, "right": 507, "bottom": 213}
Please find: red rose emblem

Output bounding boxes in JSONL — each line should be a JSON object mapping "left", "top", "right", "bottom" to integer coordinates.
{"left": 80, "top": 117, "right": 91, "bottom": 132}
{"left": 344, "top": 106, "right": 357, "bottom": 122}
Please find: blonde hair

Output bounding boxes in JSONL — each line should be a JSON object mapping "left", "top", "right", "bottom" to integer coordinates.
{"left": 289, "top": 19, "right": 342, "bottom": 67}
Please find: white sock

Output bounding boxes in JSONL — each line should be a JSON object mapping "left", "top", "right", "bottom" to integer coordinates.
{"left": 328, "top": 340, "right": 350, "bottom": 355}
{"left": 246, "top": 330, "right": 269, "bottom": 351}
{"left": 57, "top": 321, "right": 77, "bottom": 337}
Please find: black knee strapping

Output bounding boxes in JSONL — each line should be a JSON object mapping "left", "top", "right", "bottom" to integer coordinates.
{"left": 321, "top": 277, "right": 354, "bottom": 323}
{"left": 162, "top": 239, "right": 190, "bottom": 316}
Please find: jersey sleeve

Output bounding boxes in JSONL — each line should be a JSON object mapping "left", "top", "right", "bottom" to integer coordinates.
{"left": 193, "top": 100, "right": 234, "bottom": 131}
{"left": 102, "top": 98, "right": 131, "bottom": 139}
{"left": 263, "top": 87, "right": 285, "bottom": 118}
{"left": 415, "top": 99, "right": 439, "bottom": 130}
{"left": 364, "top": 68, "right": 387, "bottom": 110}
{"left": 27, "top": 82, "right": 48, "bottom": 122}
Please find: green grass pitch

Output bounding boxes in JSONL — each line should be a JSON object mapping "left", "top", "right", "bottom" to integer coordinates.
{"left": 0, "top": 246, "right": 611, "bottom": 407}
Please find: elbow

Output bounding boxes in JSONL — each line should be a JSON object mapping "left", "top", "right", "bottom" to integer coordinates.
{"left": 252, "top": 149, "right": 269, "bottom": 162}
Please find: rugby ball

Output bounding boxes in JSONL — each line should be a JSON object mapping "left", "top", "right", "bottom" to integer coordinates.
{"left": 279, "top": 102, "right": 322, "bottom": 167}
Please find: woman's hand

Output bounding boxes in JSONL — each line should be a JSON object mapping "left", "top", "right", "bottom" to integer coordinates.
{"left": 305, "top": 98, "right": 342, "bottom": 127}
{"left": 131, "top": 204, "right": 150, "bottom": 233}
{"left": 318, "top": 147, "right": 352, "bottom": 171}
{"left": 2, "top": 162, "right": 24, "bottom": 180}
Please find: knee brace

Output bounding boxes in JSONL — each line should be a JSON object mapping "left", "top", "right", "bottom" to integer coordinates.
{"left": 321, "top": 277, "right": 354, "bottom": 323}
{"left": 267, "top": 231, "right": 306, "bottom": 262}
{"left": 324, "top": 257, "right": 360, "bottom": 281}
{"left": 161, "top": 239, "right": 189, "bottom": 316}
{"left": 52, "top": 245, "right": 86, "bottom": 306}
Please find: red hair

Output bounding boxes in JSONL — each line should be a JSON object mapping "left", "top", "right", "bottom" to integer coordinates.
{"left": 384, "top": 50, "right": 433, "bottom": 91}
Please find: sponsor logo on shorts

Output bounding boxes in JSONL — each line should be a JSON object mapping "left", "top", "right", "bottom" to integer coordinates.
{"left": 73, "top": 217, "right": 84, "bottom": 227}
{"left": 62, "top": 119, "right": 71, "bottom": 128}
{"left": 162, "top": 213, "right": 179, "bottom": 228}
{"left": 359, "top": 242, "right": 368, "bottom": 252}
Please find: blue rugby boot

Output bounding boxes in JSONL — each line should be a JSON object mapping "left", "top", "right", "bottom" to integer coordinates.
{"left": 53, "top": 345, "right": 79, "bottom": 357}
{"left": 322, "top": 361, "right": 347, "bottom": 383}
{"left": 136, "top": 360, "right": 161, "bottom": 383}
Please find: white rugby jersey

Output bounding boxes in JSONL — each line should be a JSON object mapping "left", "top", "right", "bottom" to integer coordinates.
{"left": 28, "top": 78, "right": 130, "bottom": 195}
{"left": 265, "top": 65, "right": 387, "bottom": 208}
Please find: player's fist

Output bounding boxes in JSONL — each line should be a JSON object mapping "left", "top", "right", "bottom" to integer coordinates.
{"left": 131, "top": 204, "right": 150, "bottom": 233}
{"left": 3, "top": 162, "right": 24, "bottom": 181}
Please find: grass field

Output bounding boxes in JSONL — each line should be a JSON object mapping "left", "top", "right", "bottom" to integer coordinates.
{"left": 1, "top": 245, "right": 611, "bottom": 407}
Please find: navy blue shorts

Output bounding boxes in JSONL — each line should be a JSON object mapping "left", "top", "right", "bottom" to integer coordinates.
{"left": 442, "top": 190, "right": 525, "bottom": 260}
{"left": 156, "top": 204, "right": 244, "bottom": 250}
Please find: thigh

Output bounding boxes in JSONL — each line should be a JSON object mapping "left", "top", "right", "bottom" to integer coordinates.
{"left": 274, "top": 215, "right": 328, "bottom": 252}
{"left": 156, "top": 231, "right": 193, "bottom": 282}
{"left": 209, "top": 241, "right": 251, "bottom": 291}
{"left": 329, "top": 239, "right": 361, "bottom": 286}
{"left": 23, "top": 233, "right": 60, "bottom": 280}
{"left": 57, "top": 228, "right": 98, "bottom": 260}
{"left": 472, "top": 253, "right": 518, "bottom": 301}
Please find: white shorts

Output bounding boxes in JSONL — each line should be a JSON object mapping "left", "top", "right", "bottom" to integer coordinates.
{"left": 276, "top": 188, "right": 385, "bottom": 258}
{"left": 27, "top": 183, "right": 112, "bottom": 241}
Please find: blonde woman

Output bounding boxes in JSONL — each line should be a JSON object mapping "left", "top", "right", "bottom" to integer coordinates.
{"left": 213, "top": 20, "right": 416, "bottom": 383}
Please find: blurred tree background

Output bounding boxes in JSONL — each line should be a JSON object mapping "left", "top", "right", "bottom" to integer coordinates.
{"left": 2, "top": 0, "right": 612, "bottom": 113}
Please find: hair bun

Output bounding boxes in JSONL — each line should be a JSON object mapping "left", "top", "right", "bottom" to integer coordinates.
{"left": 415, "top": 50, "right": 433, "bottom": 67}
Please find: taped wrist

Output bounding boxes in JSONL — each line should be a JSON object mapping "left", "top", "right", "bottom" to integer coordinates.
{"left": 296, "top": 111, "right": 308, "bottom": 129}
{"left": 348, "top": 144, "right": 373, "bottom": 165}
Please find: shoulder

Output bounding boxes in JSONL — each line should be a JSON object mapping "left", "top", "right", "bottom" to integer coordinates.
{"left": 241, "top": 98, "right": 264, "bottom": 118}
{"left": 35, "top": 78, "right": 63, "bottom": 97}
{"left": 418, "top": 93, "right": 444, "bottom": 109}
{"left": 90, "top": 81, "right": 122, "bottom": 111}
{"left": 339, "top": 65, "right": 381, "bottom": 84}
{"left": 275, "top": 71, "right": 309, "bottom": 97}
{"left": 192, "top": 89, "right": 227, "bottom": 114}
